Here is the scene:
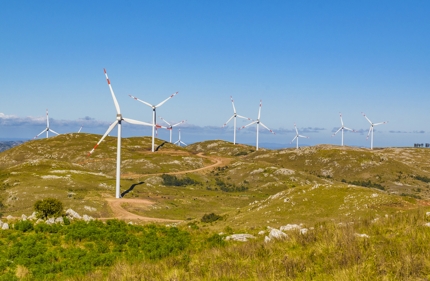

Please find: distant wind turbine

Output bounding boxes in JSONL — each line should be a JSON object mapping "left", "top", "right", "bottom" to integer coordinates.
{"left": 34, "top": 109, "right": 60, "bottom": 139}
{"left": 239, "top": 100, "right": 275, "bottom": 150}
{"left": 222, "top": 96, "right": 251, "bottom": 144}
{"left": 174, "top": 129, "right": 187, "bottom": 147}
{"left": 291, "top": 123, "right": 309, "bottom": 149}
{"left": 332, "top": 113, "right": 354, "bottom": 146}
{"left": 129, "top": 92, "right": 178, "bottom": 152}
{"left": 88, "top": 69, "right": 152, "bottom": 199}
{"left": 362, "top": 112, "right": 388, "bottom": 150}
{"left": 160, "top": 117, "right": 186, "bottom": 143}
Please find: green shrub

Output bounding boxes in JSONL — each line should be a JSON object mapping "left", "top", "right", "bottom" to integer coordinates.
{"left": 34, "top": 198, "right": 63, "bottom": 219}
{"left": 14, "top": 220, "right": 34, "bottom": 232}
{"left": 201, "top": 213, "right": 222, "bottom": 223}
{"left": 161, "top": 174, "right": 198, "bottom": 186}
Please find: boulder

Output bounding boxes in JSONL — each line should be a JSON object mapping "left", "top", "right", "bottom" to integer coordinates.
{"left": 225, "top": 234, "right": 256, "bottom": 242}
{"left": 6, "top": 215, "right": 13, "bottom": 220}
{"left": 280, "top": 224, "right": 302, "bottom": 231}
{"left": 21, "top": 214, "right": 27, "bottom": 221}
{"left": 66, "top": 209, "right": 81, "bottom": 219}
{"left": 35, "top": 219, "right": 44, "bottom": 224}
{"left": 2, "top": 223, "right": 9, "bottom": 230}
{"left": 82, "top": 215, "right": 94, "bottom": 222}
{"left": 27, "top": 212, "right": 37, "bottom": 221}
{"left": 355, "top": 233, "right": 370, "bottom": 238}
{"left": 55, "top": 217, "right": 64, "bottom": 224}
{"left": 46, "top": 218, "right": 55, "bottom": 225}
{"left": 268, "top": 229, "right": 288, "bottom": 240}
{"left": 264, "top": 236, "right": 271, "bottom": 243}
{"left": 424, "top": 222, "right": 430, "bottom": 227}
{"left": 258, "top": 230, "right": 266, "bottom": 235}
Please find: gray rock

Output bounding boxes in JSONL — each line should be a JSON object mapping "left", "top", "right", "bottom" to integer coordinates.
{"left": 258, "top": 230, "right": 266, "bottom": 235}
{"left": 264, "top": 236, "right": 271, "bottom": 243}
{"left": 66, "top": 209, "right": 81, "bottom": 219}
{"left": 28, "top": 212, "right": 37, "bottom": 221}
{"left": 280, "top": 224, "right": 302, "bottom": 231}
{"left": 6, "top": 215, "right": 13, "bottom": 220}
{"left": 82, "top": 215, "right": 94, "bottom": 222}
{"left": 55, "top": 217, "right": 64, "bottom": 224}
{"left": 424, "top": 222, "right": 430, "bottom": 227}
{"left": 268, "top": 229, "right": 288, "bottom": 240}
{"left": 355, "top": 233, "right": 370, "bottom": 238}
{"left": 35, "top": 219, "right": 44, "bottom": 224}
{"left": 225, "top": 234, "right": 256, "bottom": 242}
{"left": 300, "top": 228, "right": 309, "bottom": 235}
{"left": 21, "top": 214, "right": 27, "bottom": 221}
{"left": 2, "top": 223, "right": 9, "bottom": 230}
{"left": 46, "top": 218, "right": 55, "bottom": 225}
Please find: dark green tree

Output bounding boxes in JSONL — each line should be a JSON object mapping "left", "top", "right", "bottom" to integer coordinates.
{"left": 34, "top": 198, "right": 63, "bottom": 219}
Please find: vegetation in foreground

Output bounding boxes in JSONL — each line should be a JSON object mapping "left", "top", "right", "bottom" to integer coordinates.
{"left": 1, "top": 208, "right": 430, "bottom": 280}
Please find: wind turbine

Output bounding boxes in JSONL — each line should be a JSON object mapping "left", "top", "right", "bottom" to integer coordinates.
{"left": 88, "top": 69, "right": 152, "bottom": 199}
{"left": 160, "top": 117, "right": 186, "bottom": 143}
{"left": 78, "top": 125, "right": 83, "bottom": 133}
{"left": 239, "top": 100, "right": 275, "bottom": 150}
{"left": 290, "top": 123, "right": 309, "bottom": 149}
{"left": 222, "top": 96, "right": 251, "bottom": 144}
{"left": 129, "top": 92, "right": 178, "bottom": 152}
{"left": 332, "top": 113, "right": 354, "bottom": 146}
{"left": 34, "top": 109, "right": 60, "bottom": 139}
{"left": 174, "top": 129, "right": 187, "bottom": 147}
{"left": 362, "top": 112, "right": 388, "bottom": 150}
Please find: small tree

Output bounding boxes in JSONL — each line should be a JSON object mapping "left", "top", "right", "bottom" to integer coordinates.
{"left": 34, "top": 198, "right": 63, "bottom": 219}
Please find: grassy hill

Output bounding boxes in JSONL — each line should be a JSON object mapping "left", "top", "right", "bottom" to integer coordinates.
{"left": 1, "top": 135, "right": 430, "bottom": 280}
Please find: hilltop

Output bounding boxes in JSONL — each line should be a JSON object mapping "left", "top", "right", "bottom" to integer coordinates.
{"left": 1, "top": 134, "right": 430, "bottom": 230}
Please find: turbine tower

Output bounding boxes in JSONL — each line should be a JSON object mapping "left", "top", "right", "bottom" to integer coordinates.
{"left": 160, "top": 117, "right": 186, "bottom": 143}
{"left": 332, "top": 113, "right": 354, "bottom": 146}
{"left": 174, "top": 129, "right": 187, "bottom": 147}
{"left": 290, "top": 123, "right": 309, "bottom": 149}
{"left": 34, "top": 109, "right": 60, "bottom": 139}
{"left": 239, "top": 100, "right": 275, "bottom": 150}
{"left": 222, "top": 96, "right": 251, "bottom": 144}
{"left": 88, "top": 69, "right": 152, "bottom": 199}
{"left": 129, "top": 92, "right": 178, "bottom": 152}
{"left": 362, "top": 112, "right": 388, "bottom": 150}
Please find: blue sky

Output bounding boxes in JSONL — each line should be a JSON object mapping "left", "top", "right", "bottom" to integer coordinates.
{"left": 1, "top": 1, "right": 429, "bottom": 148}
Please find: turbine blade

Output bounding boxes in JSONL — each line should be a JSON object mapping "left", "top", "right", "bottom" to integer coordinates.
{"left": 373, "top": 121, "right": 388, "bottom": 126}
{"left": 49, "top": 129, "right": 60, "bottom": 135}
{"left": 129, "top": 94, "right": 153, "bottom": 108}
{"left": 258, "top": 100, "right": 262, "bottom": 120}
{"left": 290, "top": 136, "right": 297, "bottom": 144}
{"left": 222, "top": 116, "right": 234, "bottom": 127}
{"left": 344, "top": 127, "right": 353, "bottom": 131}
{"left": 260, "top": 122, "right": 275, "bottom": 134}
{"left": 46, "top": 109, "right": 50, "bottom": 128}
{"left": 299, "top": 135, "right": 309, "bottom": 138}
{"left": 239, "top": 121, "right": 257, "bottom": 130}
{"left": 159, "top": 117, "right": 172, "bottom": 127}
{"left": 230, "top": 96, "right": 237, "bottom": 113}
{"left": 104, "top": 69, "right": 121, "bottom": 114}
{"left": 155, "top": 92, "right": 178, "bottom": 107}
{"left": 88, "top": 120, "right": 118, "bottom": 156}
{"left": 172, "top": 120, "right": 186, "bottom": 127}
{"left": 34, "top": 129, "right": 46, "bottom": 139}
{"left": 332, "top": 127, "right": 342, "bottom": 136}
{"left": 366, "top": 126, "right": 372, "bottom": 139}
{"left": 339, "top": 112, "right": 344, "bottom": 126}
{"left": 237, "top": 114, "right": 251, "bottom": 120}
{"left": 362, "top": 112, "right": 372, "bottom": 124}
{"left": 123, "top": 117, "right": 153, "bottom": 127}
{"left": 294, "top": 123, "right": 299, "bottom": 135}
{"left": 181, "top": 141, "right": 187, "bottom": 146}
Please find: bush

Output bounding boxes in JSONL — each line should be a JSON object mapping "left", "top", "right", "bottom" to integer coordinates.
{"left": 14, "top": 220, "right": 34, "bottom": 232}
{"left": 161, "top": 174, "right": 198, "bottom": 186}
{"left": 34, "top": 198, "right": 63, "bottom": 219}
{"left": 201, "top": 213, "right": 222, "bottom": 223}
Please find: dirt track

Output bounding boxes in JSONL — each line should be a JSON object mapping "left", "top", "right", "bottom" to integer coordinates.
{"left": 104, "top": 153, "right": 231, "bottom": 222}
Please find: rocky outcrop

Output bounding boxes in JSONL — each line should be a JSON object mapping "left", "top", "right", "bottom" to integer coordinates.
{"left": 225, "top": 234, "right": 256, "bottom": 242}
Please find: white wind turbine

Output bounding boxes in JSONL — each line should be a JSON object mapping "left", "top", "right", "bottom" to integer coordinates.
{"left": 129, "top": 92, "right": 178, "bottom": 152}
{"left": 239, "top": 100, "right": 275, "bottom": 150}
{"left": 88, "top": 69, "right": 152, "bottom": 199}
{"left": 332, "top": 113, "right": 354, "bottom": 146}
{"left": 362, "top": 112, "right": 388, "bottom": 150}
{"left": 160, "top": 117, "right": 186, "bottom": 143}
{"left": 290, "top": 123, "right": 309, "bottom": 149}
{"left": 222, "top": 96, "right": 251, "bottom": 144}
{"left": 174, "top": 129, "right": 187, "bottom": 147}
{"left": 34, "top": 109, "right": 60, "bottom": 139}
